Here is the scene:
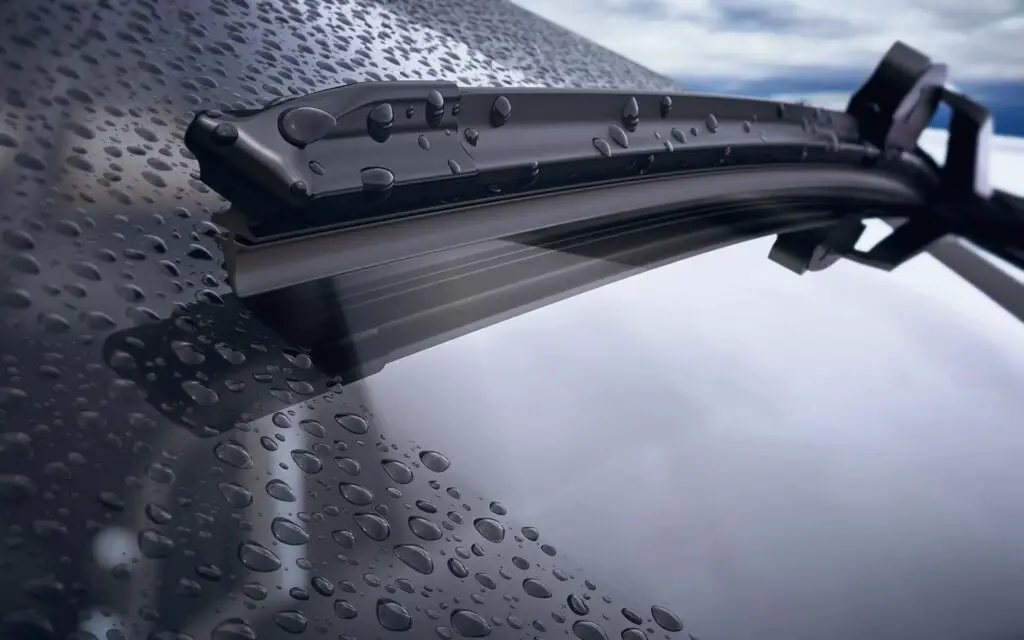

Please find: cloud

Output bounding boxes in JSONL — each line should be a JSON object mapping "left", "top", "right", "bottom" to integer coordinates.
{"left": 508, "top": 0, "right": 1024, "bottom": 81}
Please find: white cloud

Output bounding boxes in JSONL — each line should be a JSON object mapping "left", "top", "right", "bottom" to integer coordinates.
{"left": 509, "top": 0, "right": 1024, "bottom": 80}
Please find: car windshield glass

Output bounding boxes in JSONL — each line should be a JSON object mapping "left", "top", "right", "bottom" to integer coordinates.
{"left": 4, "top": 3, "right": 1024, "bottom": 640}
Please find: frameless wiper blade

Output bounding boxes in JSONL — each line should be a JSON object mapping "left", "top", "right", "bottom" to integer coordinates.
{"left": 184, "top": 79, "right": 867, "bottom": 247}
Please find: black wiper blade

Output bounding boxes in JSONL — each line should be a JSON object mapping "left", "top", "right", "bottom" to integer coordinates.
{"left": 185, "top": 80, "right": 864, "bottom": 247}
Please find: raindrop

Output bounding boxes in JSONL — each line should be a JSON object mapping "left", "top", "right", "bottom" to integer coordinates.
{"left": 417, "top": 499, "right": 438, "bottom": 513}
{"left": 243, "top": 583, "right": 268, "bottom": 601}
{"left": 621, "top": 629, "right": 648, "bottom": 640}
{"left": 651, "top": 605, "right": 683, "bottom": 632}
{"left": 171, "top": 341, "right": 205, "bottom": 364}
{"left": 464, "top": 128, "right": 479, "bottom": 146}
{"left": 660, "top": 96, "right": 672, "bottom": 117}
{"left": 426, "top": 90, "right": 446, "bottom": 127}
{"left": 332, "top": 529, "right": 357, "bottom": 549}
{"left": 377, "top": 598, "right": 413, "bottom": 631}
{"left": 593, "top": 138, "right": 611, "bottom": 157}
{"left": 394, "top": 544, "right": 434, "bottom": 574}
{"left": 339, "top": 482, "right": 374, "bottom": 506}
{"left": 382, "top": 459, "right": 414, "bottom": 484}
{"left": 671, "top": 128, "right": 685, "bottom": 144}
{"left": 335, "top": 456, "right": 362, "bottom": 475}
{"left": 512, "top": 556, "right": 530, "bottom": 570}
{"left": 475, "top": 573, "right": 496, "bottom": 589}
{"left": 273, "top": 610, "right": 308, "bottom": 634}
{"left": 272, "top": 412, "right": 293, "bottom": 428}
{"left": 473, "top": 518, "right": 505, "bottom": 543}
{"left": 211, "top": 618, "right": 256, "bottom": 640}
{"left": 622, "top": 97, "right": 640, "bottom": 131}
{"left": 182, "top": 380, "right": 218, "bottom": 406}
{"left": 266, "top": 479, "right": 296, "bottom": 502}
{"left": 409, "top": 516, "right": 443, "bottom": 541}
{"left": 145, "top": 503, "right": 172, "bottom": 524}
{"left": 419, "top": 450, "right": 450, "bottom": 472}
{"left": 138, "top": 529, "right": 175, "bottom": 558}
{"left": 418, "top": 134, "right": 431, "bottom": 150}
{"left": 541, "top": 543, "right": 556, "bottom": 556}
{"left": 214, "top": 441, "right": 253, "bottom": 469}
{"left": 568, "top": 594, "right": 590, "bottom": 615}
{"left": 238, "top": 541, "right": 282, "bottom": 572}
{"left": 218, "top": 482, "right": 252, "bottom": 508}
{"left": 621, "top": 608, "right": 643, "bottom": 625}
{"left": 367, "top": 103, "right": 395, "bottom": 143}
{"left": 521, "top": 526, "right": 539, "bottom": 541}
{"left": 448, "top": 158, "right": 461, "bottom": 174}
{"left": 523, "top": 578, "right": 552, "bottom": 598}
{"left": 271, "top": 517, "right": 310, "bottom": 545}
{"left": 573, "top": 620, "right": 609, "bottom": 640}
{"left": 706, "top": 114, "right": 719, "bottom": 133}
{"left": 608, "top": 125, "right": 628, "bottom": 149}
{"left": 335, "top": 413, "right": 369, "bottom": 434}
{"left": 290, "top": 449, "right": 323, "bottom": 474}
{"left": 354, "top": 513, "right": 392, "bottom": 541}
{"left": 360, "top": 167, "right": 395, "bottom": 196}
{"left": 490, "top": 96, "right": 512, "bottom": 127}
{"left": 447, "top": 557, "right": 469, "bottom": 578}
{"left": 451, "top": 609, "right": 492, "bottom": 638}
{"left": 335, "top": 599, "right": 358, "bottom": 619}
{"left": 488, "top": 501, "right": 506, "bottom": 516}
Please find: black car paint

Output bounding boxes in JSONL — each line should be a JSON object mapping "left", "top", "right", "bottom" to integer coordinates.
{"left": 2, "top": 2, "right": 1024, "bottom": 640}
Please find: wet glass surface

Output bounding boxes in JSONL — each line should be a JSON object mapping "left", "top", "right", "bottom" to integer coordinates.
{"left": 3, "top": 2, "right": 1024, "bottom": 640}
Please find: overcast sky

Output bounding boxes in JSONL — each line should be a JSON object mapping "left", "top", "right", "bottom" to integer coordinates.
{"left": 509, "top": 0, "right": 1024, "bottom": 111}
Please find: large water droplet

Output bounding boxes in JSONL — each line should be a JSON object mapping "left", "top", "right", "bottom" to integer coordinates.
{"left": 354, "top": 513, "right": 391, "bottom": 541}
{"left": 522, "top": 578, "right": 552, "bottom": 598}
{"left": 426, "top": 90, "right": 445, "bottom": 128}
{"left": 622, "top": 97, "right": 640, "bottom": 131}
{"left": 650, "top": 605, "right": 683, "bottom": 632}
{"left": 490, "top": 96, "right": 511, "bottom": 127}
{"left": 238, "top": 541, "right": 282, "bottom": 572}
{"left": 273, "top": 610, "right": 308, "bottom": 634}
{"left": 706, "top": 113, "right": 719, "bottom": 133}
{"left": 409, "top": 516, "right": 443, "bottom": 541}
{"left": 367, "top": 103, "right": 395, "bottom": 143}
{"left": 382, "top": 459, "right": 414, "bottom": 484}
{"left": 488, "top": 501, "right": 506, "bottom": 516}
{"left": 394, "top": 544, "right": 434, "bottom": 574}
{"left": 660, "top": 96, "right": 672, "bottom": 117}
{"left": 568, "top": 593, "right": 589, "bottom": 615}
{"left": 360, "top": 168, "right": 395, "bottom": 197}
{"left": 335, "top": 456, "right": 362, "bottom": 475}
{"left": 451, "top": 609, "right": 491, "bottom": 638}
{"left": 671, "top": 127, "right": 686, "bottom": 144}
{"left": 335, "top": 413, "right": 369, "bottom": 434}
{"left": 419, "top": 450, "right": 450, "bottom": 472}
{"left": 621, "top": 629, "right": 648, "bottom": 640}
{"left": 271, "top": 517, "right": 310, "bottom": 545}
{"left": 218, "top": 482, "right": 253, "bottom": 508}
{"left": 521, "top": 526, "right": 539, "bottom": 541}
{"left": 339, "top": 482, "right": 374, "bottom": 506}
{"left": 290, "top": 449, "right": 322, "bottom": 474}
{"left": 621, "top": 608, "right": 643, "bottom": 625}
{"left": 572, "top": 620, "right": 609, "bottom": 640}
{"left": 334, "top": 599, "right": 358, "bottom": 619}
{"left": 138, "top": 529, "right": 175, "bottom": 558}
{"left": 473, "top": 518, "right": 505, "bottom": 543}
{"left": 377, "top": 598, "right": 413, "bottom": 631}
{"left": 183, "top": 380, "right": 219, "bottom": 406}
{"left": 171, "top": 341, "right": 205, "bottom": 365}
{"left": 211, "top": 618, "right": 256, "bottom": 640}
{"left": 332, "top": 529, "right": 357, "bottom": 548}
{"left": 608, "top": 125, "right": 628, "bottom": 149}
{"left": 214, "top": 441, "right": 252, "bottom": 469}
{"left": 266, "top": 479, "right": 296, "bottom": 502}
{"left": 464, "top": 128, "right": 479, "bottom": 146}
{"left": 447, "top": 557, "right": 469, "bottom": 578}
{"left": 593, "top": 137, "right": 612, "bottom": 157}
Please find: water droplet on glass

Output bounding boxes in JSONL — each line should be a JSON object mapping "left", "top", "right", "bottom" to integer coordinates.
{"left": 360, "top": 167, "right": 395, "bottom": 196}
{"left": 568, "top": 594, "right": 589, "bottom": 615}
{"left": 464, "top": 128, "right": 479, "bottom": 146}
{"left": 447, "top": 557, "right": 469, "bottom": 578}
{"left": 145, "top": 503, "right": 173, "bottom": 524}
{"left": 382, "top": 459, "right": 414, "bottom": 484}
{"left": 621, "top": 608, "right": 643, "bottom": 625}
{"left": 266, "top": 479, "right": 296, "bottom": 502}
{"left": 490, "top": 96, "right": 511, "bottom": 127}
{"left": 409, "top": 516, "right": 443, "bottom": 541}
{"left": 572, "top": 620, "right": 609, "bottom": 640}
{"left": 488, "top": 501, "right": 506, "bottom": 516}
{"left": 138, "top": 529, "right": 175, "bottom": 558}
{"left": 335, "top": 599, "right": 358, "bottom": 619}
{"left": 290, "top": 449, "right": 323, "bottom": 474}
{"left": 593, "top": 138, "right": 612, "bottom": 157}
{"left": 238, "top": 541, "right": 282, "bottom": 572}
{"left": 473, "top": 518, "right": 505, "bottom": 543}
{"left": 332, "top": 528, "right": 357, "bottom": 548}
{"left": 451, "top": 609, "right": 492, "bottom": 638}
{"left": 621, "top": 629, "right": 648, "bottom": 640}
{"left": 650, "top": 605, "right": 683, "bottom": 632}
{"left": 377, "top": 598, "right": 413, "bottom": 631}
{"left": 419, "top": 450, "right": 450, "bottom": 472}
{"left": 271, "top": 517, "right": 310, "bottom": 545}
{"left": 541, "top": 543, "right": 556, "bottom": 556}
{"left": 218, "top": 482, "right": 253, "bottom": 508}
{"left": 171, "top": 341, "right": 205, "bottom": 364}
{"left": 706, "top": 114, "right": 719, "bottom": 133}
{"left": 660, "top": 96, "right": 672, "bottom": 117}
{"left": 336, "top": 413, "right": 369, "bottom": 434}
{"left": 367, "top": 103, "right": 395, "bottom": 143}
{"left": 211, "top": 618, "right": 256, "bottom": 640}
{"left": 521, "top": 526, "right": 539, "bottom": 541}
{"left": 273, "top": 610, "right": 308, "bottom": 635}
{"left": 339, "top": 482, "right": 374, "bottom": 506}
{"left": 447, "top": 158, "right": 461, "bottom": 174}
{"left": 394, "top": 544, "right": 434, "bottom": 574}
{"left": 243, "top": 583, "right": 268, "bottom": 601}
{"left": 608, "top": 125, "right": 628, "bottom": 149}
{"left": 522, "top": 578, "right": 552, "bottom": 598}
{"left": 622, "top": 97, "right": 640, "bottom": 131}
{"left": 512, "top": 556, "right": 530, "bottom": 570}
{"left": 417, "top": 134, "right": 431, "bottom": 150}
{"left": 182, "top": 380, "right": 219, "bottom": 406}
{"left": 312, "top": 576, "right": 335, "bottom": 596}
{"left": 354, "top": 513, "right": 392, "bottom": 541}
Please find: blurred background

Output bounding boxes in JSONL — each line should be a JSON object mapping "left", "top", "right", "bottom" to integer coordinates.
{"left": 509, "top": 0, "right": 1024, "bottom": 136}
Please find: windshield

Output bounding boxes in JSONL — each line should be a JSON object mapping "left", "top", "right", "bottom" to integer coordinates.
{"left": 4, "top": 3, "right": 1024, "bottom": 640}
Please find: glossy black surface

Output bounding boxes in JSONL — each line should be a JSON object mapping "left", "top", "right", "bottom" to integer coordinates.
{"left": 3, "top": 2, "right": 1024, "bottom": 640}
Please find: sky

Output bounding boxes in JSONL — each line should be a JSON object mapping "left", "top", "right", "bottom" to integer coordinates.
{"left": 509, "top": 0, "right": 1024, "bottom": 135}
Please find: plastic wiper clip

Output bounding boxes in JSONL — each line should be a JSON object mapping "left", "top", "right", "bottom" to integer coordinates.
{"left": 771, "top": 40, "right": 995, "bottom": 275}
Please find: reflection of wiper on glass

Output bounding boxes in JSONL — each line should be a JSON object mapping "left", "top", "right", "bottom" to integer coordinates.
{"left": 174, "top": 40, "right": 1024, "bottom": 387}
